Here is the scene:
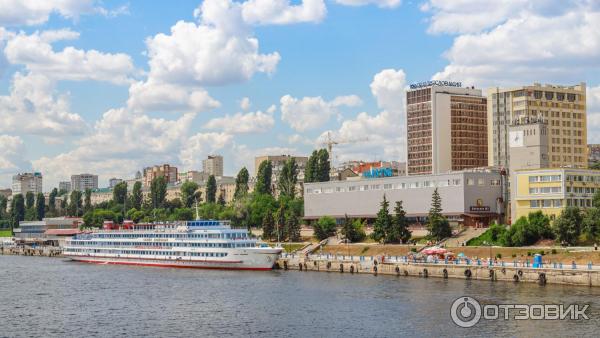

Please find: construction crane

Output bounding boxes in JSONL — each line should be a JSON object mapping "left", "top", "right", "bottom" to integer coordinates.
{"left": 320, "top": 131, "right": 369, "bottom": 167}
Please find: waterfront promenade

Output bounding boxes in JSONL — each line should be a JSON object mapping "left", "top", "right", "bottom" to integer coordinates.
{"left": 279, "top": 253, "right": 600, "bottom": 287}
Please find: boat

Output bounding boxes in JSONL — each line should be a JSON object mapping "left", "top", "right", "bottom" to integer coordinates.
{"left": 63, "top": 219, "right": 282, "bottom": 270}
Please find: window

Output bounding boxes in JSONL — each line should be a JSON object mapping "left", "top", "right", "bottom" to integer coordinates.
{"left": 371, "top": 185, "right": 381, "bottom": 190}
{"left": 335, "top": 187, "right": 345, "bottom": 193}
{"left": 467, "top": 178, "right": 475, "bottom": 185}
{"left": 384, "top": 184, "right": 393, "bottom": 190}
{"left": 530, "top": 200, "right": 539, "bottom": 208}
{"left": 490, "top": 179, "right": 501, "bottom": 186}
{"left": 477, "top": 178, "right": 485, "bottom": 186}
{"left": 529, "top": 176, "right": 539, "bottom": 183}
{"left": 348, "top": 186, "right": 357, "bottom": 192}
{"left": 542, "top": 200, "right": 552, "bottom": 208}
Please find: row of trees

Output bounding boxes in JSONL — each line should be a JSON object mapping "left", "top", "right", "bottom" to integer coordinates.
{"left": 0, "top": 191, "right": 48, "bottom": 228}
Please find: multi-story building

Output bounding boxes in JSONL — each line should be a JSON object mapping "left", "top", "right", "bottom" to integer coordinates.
{"left": 588, "top": 144, "right": 600, "bottom": 165}
{"left": 305, "top": 169, "right": 504, "bottom": 227}
{"left": 59, "top": 181, "right": 71, "bottom": 192}
{"left": 0, "top": 189, "right": 11, "bottom": 198}
{"left": 90, "top": 188, "right": 113, "bottom": 205}
{"left": 178, "top": 170, "right": 210, "bottom": 183}
{"left": 508, "top": 118, "right": 549, "bottom": 172}
{"left": 511, "top": 168, "right": 600, "bottom": 221}
{"left": 406, "top": 84, "right": 488, "bottom": 175}
{"left": 12, "top": 172, "right": 43, "bottom": 195}
{"left": 143, "top": 164, "right": 178, "bottom": 187}
{"left": 166, "top": 176, "right": 243, "bottom": 204}
{"left": 254, "top": 155, "right": 309, "bottom": 182}
{"left": 108, "top": 178, "right": 123, "bottom": 189}
{"left": 202, "top": 155, "right": 224, "bottom": 177}
{"left": 488, "top": 82, "right": 587, "bottom": 169}
{"left": 71, "top": 174, "right": 99, "bottom": 192}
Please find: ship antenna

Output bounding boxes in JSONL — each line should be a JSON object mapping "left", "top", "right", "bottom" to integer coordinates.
{"left": 195, "top": 197, "right": 200, "bottom": 221}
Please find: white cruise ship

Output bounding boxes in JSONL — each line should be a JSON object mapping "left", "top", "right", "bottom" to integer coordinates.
{"left": 63, "top": 220, "right": 282, "bottom": 270}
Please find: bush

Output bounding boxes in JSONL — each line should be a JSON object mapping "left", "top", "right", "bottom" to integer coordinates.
{"left": 551, "top": 249, "right": 557, "bottom": 255}
{"left": 410, "top": 247, "right": 417, "bottom": 253}
{"left": 495, "top": 253, "right": 502, "bottom": 259}
{"left": 539, "top": 250, "right": 545, "bottom": 256}
{"left": 527, "top": 251, "right": 532, "bottom": 257}
{"left": 511, "top": 254, "right": 516, "bottom": 258}
{"left": 314, "top": 216, "right": 337, "bottom": 240}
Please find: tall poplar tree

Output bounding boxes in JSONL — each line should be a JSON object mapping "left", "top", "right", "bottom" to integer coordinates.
{"left": 255, "top": 160, "right": 273, "bottom": 195}
{"left": 427, "top": 188, "right": 451, "bottom": 241}
{"left": 206, "top": 175, "right": 217, "bottom": 203}
{"left": 278, "top": 158, "right": 298, "bottom": 198}
{"left": 234, "top": 167, "right": 250, "bottom": 199}
{"left": 35, "top": 192, "right": 45, "bottom": 220}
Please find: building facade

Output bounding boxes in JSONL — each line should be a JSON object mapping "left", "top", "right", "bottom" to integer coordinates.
{"left": 406, "top": 85, "right": 488, "bottom": 175}
{"left": 304, "top": 169, "right": 503, "bottom": 227}
{"left": 12, "top": 172, "right": 43, "bottom": 195}
{"left": 202, "top": 155, "right": 224, "bottom": 177}
{"left": 143, "top": 164, "right": 178, "bottom": 187}
{"left": 488, "top": 82, "right": 587, "bottom": 169}
{"left": 508, "top": 119, "right": 549, "bottom": 172}
{"left": 511, "top": 168, "right": 600, "bottom": 221}
{"left": 588, "top": 144, "right": 600, "bottom": 165}
{"left": 59, "top": 181, "right": 71, "bottom": 192}
{"left": 71, "top": 174, "right": 99, "bottom": 191}
{"left": 178, "top": 170, "right": 210, "bottom": 184}
{"left": 90, "top": 188, "right": 113, "bottom": 205}
{"left": 109, "top": 178, "right": 123, "bottom": 188}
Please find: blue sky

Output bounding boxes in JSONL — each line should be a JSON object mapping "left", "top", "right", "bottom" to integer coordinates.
{"left": 1, "top": 0, "right": 599, "bottom": 190}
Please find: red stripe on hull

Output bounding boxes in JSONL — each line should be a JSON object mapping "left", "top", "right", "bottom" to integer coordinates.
{"left": 71, "top": 259, "right": 273, "bottom": 271}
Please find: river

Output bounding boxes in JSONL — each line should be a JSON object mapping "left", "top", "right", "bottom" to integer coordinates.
{"left": 1, "top": 255, "right": 598, "bottom": 337}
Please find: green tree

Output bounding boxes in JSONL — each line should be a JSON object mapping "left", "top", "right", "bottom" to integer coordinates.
{"left": 150, "top": 176, "right": 167, "bottom": 208}
{"left": 68, "top": 190, "right": 83, "bottom": 217}
{"left": 314, "top": 216, "right": 336, "bottom": 241}
{"left": 10, "top": 194, "right": 25, "bottom": 228}
{"left": 371, "top": 195, "right": 392, "bottom": 243}
{"left": 248, "top": 193, "right": 277, "bottom": 227}
{"left": 391, "top": 201, "right": 412, "bottom": 244}
{"left": 234, "top": 167, "right": 250, "bottom": 199}
{"left": 340, "top": 214, "right": 366, "bottom": 243}
{"left": 316, "top": 149, "right": 330, "bottom": 182}
{"left": 35, "top": 192, "right": 45, "bottom": 220}
{"left": 255, "top": 160, "right": 273, "bottom": 195}
{"left": 582, "top": 207, "right": 600, "bottom": 242}
{"left": 206, "top": 175, "right": 217, "bottom": 203}
{"left": 217, "top": 193, "right": 226, "bottom": 206}
{"left": 0, "top": 195, "right": 7, "bottom": 220}
{"left": 48, "top": 188, "right": 57, "bottom": 214}
{"left": 262, "top": 209, "right": 275, "bottom": 241}
{"left": 84, "top": 188, "right": 92, "bottom": 212}
{"left": 554, "top": 207, "right": 583, "bottom": 246}
{"left": 113, "top": 181, "right": 128, "bottom": 205}
{"left": 285, "top": 210, "right": 301, "bottom": 242}
{"left": 427, "top": 188, "right": 451, "bottom": 241}
{"left": 180, "top": 181, "right": 200, "bottom": 208}
{"left": 131, "top": 181, "right": 143, "bottom": 210}
{"left": 278, "top": 158, "right": 298, "bottom": 198}
{"left": 593, "top": 189, "right": 600, "bottom": 208}
{"left": 304, "top": 150, "right": 318, "bottom": 183}
{"left": 25, "top": 191, "right": 35, "bottom": 210}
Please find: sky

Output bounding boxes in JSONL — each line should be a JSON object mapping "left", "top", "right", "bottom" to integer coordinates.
{"left": 0, "top": 0, "right": 600, "bottom": 191}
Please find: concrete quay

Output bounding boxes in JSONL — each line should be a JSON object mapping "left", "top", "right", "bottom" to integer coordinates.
{"left": 0, "top": 245, "right": 62, "bottom": 257}
{"left": 278, "top": 254, "right": 600, "bottom": 287}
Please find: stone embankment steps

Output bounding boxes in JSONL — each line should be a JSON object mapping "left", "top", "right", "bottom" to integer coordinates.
{"left": 278, "top": 255, "right": 600, "bottom": 287}
{"left": 441, "top": 227, "right": 487, "bottom": 248}
{"left": 1, "top": 245, "right": 62, "bottom": 257}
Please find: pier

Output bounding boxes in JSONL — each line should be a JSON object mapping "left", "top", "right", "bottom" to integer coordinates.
{"left": 0, "top": 245, "right": 62, "bottom": 257}
{"left": 278, "top": 254, "right": 600, "bottom": 287}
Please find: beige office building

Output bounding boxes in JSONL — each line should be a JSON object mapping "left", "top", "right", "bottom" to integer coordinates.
{"left": 143, "top": 164, "right": 178, "bottom": 187}
{"left": 488, "top": 82, "right": 587, "bottom": 170}
{"left": 202, "top": 155, "right": 224, "bottom": 177}
{"left": 406, "top": 84, "right": 488, "bottom": 175}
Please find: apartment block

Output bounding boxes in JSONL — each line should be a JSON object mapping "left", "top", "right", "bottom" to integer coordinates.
{"left": 71, "top": 174, "right": 99, "bottom": 191}
{"left": 143, "top": 164, "right": 178, "bottom": 187}
{"left": 12, "top": 172, "right": 43, "bottom": 195}
{"left": 202, "top": 155, "right": 224, "bottom": 177}
{"left": 488, "top": 82, "right": 587, "bottom": 169}
{"left": 406, "top": 84, "right": 488, "bottom": 175}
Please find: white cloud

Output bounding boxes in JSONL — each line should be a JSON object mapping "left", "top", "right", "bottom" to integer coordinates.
{"left": 127, "top": 80, "right": 220, "bottom": 113}
{"left": 426, "top": 2, "right": 600, "bottom": 88}
{"left": 204, "top": 109, "right": 274, "bottom": 134}
{"left": 240, "top": 97, "right": 251, "bottom": 110}
{"left": 280, "top": 94, "right": 361, "bottom": 131}
{"left": 323, "top": 69, "right": 407, "bottom": 163}
{"left": 4, "top": 29, "right": 136, "bottom": 85}
{"left": 334, "top": 0, "right": 401, "bottom": 8}
{"left": 0, "top": 135, "right": 29, "bottom": 173}
{"left": 287, "top": 133, "right": 315, "bottom": 146}
{"left": 179, "top": 132, "right": 234, "bottom": 171}
{"left": 0, "top": 0, "right": 128, "bottom": 26}
{"left": 0, "top": 72, "right": 87, "bottom": 137}
{"left": 32, "top": 108, "right": 198, "bottom": 188}
{"left": 241, "top": 0, "right": 326, "bottom": 25}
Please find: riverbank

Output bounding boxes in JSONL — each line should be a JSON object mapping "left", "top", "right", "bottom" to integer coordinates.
{"left": 0, "top": 245, "right": 62, "bottom": 257}
{"left": 278, "top": 254, "right": 600, "bottom": 287}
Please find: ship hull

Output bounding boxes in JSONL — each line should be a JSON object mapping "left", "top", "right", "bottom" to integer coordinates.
{"left": 65, "top": 249, "right": 281, "bottom": 270}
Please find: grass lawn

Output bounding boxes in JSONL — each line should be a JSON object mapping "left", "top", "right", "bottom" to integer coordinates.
{"left": 0, "top": 229, "right": 12, "bottom": 237}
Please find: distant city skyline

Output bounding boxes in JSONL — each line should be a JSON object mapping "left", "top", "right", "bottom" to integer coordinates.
{"left": 1, "top": 0, "right": 599, "bottom": 190}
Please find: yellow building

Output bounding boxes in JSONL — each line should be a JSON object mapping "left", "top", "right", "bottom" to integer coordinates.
{"left": 511, "top": 168, "right": 600, "bottom": 221}
{"left": 488, "top": 83, "right": 587, "bottom": 169}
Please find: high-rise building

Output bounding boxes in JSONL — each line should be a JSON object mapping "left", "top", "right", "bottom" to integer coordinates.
{"left": 59, "top": 181, "right": 71, "bottom": 192}
{"left": 108, "top": 178, "right": 123, "bottom": 189}
{"left": 143, "top": 164, "right": 178, "bottom": 187}
{"left": 488, "top": 82, "right": 587, "bottom": 169}
{"left": 71, "top": 174, "right": 99, "bottom": 191}
{"left": 508, "top": 118, "right": 549, "bottom": 172}
{"left": 406, "top": 83, "right": 488, "bottom": 175}
{"left": 202, "top": 155, "right": 224, "bottom": 177}
{"left": 12, "top": 172, "right": 43, "bottom": 195}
